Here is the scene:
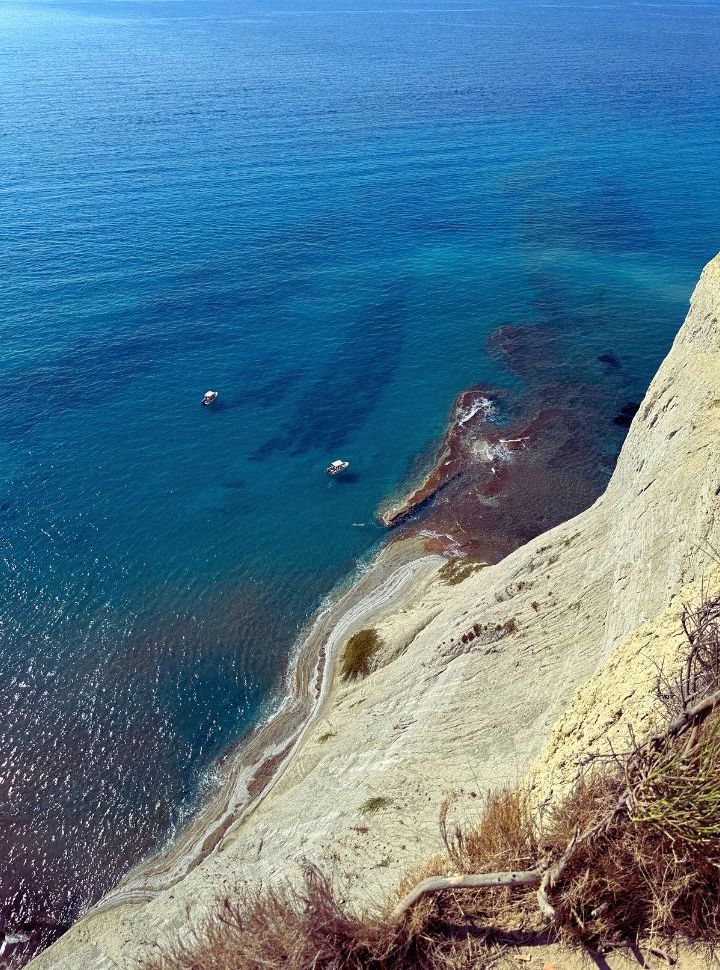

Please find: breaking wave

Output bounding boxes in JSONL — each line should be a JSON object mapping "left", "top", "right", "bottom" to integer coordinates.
{"left": 457, "top": 396, "right": 496, "bottom": 427}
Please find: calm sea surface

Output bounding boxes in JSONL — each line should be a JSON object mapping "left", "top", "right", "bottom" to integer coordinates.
{"left": 1, "top": 0, "right": 720, "bottom": 956}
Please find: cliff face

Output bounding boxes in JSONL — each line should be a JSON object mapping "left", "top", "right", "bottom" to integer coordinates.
{"left": 32, "top": 254, "right": 720, "bottom": 970}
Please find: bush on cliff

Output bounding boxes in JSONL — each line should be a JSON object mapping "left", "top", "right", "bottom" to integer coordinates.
{"left": 340, "top": 629, "right": 381, "bottom": 681}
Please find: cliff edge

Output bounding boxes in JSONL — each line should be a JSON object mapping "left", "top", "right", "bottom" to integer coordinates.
{"left": 31, "top": 253, "right": 720, "bottom": 969}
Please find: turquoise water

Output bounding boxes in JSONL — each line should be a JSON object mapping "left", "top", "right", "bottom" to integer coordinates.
{"left": 2, "top": 0, "right": 720, "bottom": 956}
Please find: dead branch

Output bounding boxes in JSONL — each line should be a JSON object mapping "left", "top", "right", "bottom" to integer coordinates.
{"left": 537, "top": 828, "right": 578, "bottom": 919}
{"left": 392, "top": 869, "right": 542, "bottom": 921}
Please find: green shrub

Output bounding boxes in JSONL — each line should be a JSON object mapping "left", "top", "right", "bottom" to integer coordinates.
{"left": 359, "top": 796, "right": 391, "bottom": 816}
{"left": 341, "top": 629, "right": 381, "bottom": 681}
{"left": 628, "top": 712, "right": 720, "bottom": 845}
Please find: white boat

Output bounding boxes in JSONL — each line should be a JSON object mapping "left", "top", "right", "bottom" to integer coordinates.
{"left": 326, "top": 459, "right": 349, "bottom": 476}
{"left": 201, "top": 390, "right": 218, "bottom": 406}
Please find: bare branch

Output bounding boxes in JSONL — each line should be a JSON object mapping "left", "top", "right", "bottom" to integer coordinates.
{"left": 393, "top": 869, "right": 542, "bottom": 922}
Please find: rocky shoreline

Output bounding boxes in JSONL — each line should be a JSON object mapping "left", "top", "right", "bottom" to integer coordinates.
{"left": 376, "top": 316, "right": 644, "bottom": 565}
{"left": 376, "top": 387, "right": 534, "bottom": 531}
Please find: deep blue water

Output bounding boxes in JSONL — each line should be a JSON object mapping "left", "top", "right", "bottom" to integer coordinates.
{"left": 1, "top": 0, "right": 720, "bottom": 956}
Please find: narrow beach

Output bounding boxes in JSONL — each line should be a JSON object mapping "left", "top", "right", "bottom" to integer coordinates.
{"left": 88, "top": 538, "right": 443, "bottom": 916}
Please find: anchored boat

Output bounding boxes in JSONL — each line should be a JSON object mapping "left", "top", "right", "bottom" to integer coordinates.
{"left": 326, "top": 459, "right": 349, "bottom": 476}
{"left": 201, "top": 390, "right": 218, "bottom": 406}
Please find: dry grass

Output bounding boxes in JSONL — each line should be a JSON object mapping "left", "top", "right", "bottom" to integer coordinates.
{"left": 441, "top": 788, "right": 538, "bottom": 874}
{"left": 341, "top": 629, "right": 381, "bottom": 681}
{"left": 146, "top": 791, "right": 545, "bottom": 970}
{"left": 661, "top": 592, "right": 720, "bottom": 715}
{"left": 146, "top": 768, "right": 720, "bottom": 970}
{"left": 427, "top": 789, "right": 546, "bottom": 942}
{"left": 146, "top": 864, "right": 488, "bottom": 970}
{"left": 538, "top": 593, "right": 720, "bottom": 948}
{"left": 146, "top": 595, "right": 720, "bottom": 970}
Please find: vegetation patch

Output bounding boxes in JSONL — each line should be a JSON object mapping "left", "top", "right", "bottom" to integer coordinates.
{"left": 316, "top": 731, "right": 336, "bottom": 744}
{"left": 359, "top": 796, "right": 391, "bottom": 816}
{"left": 340, "top": 629, "right": 381, "bottom": 681}
{"left": 438, "top": 558, "right": 487, "bottom": 587}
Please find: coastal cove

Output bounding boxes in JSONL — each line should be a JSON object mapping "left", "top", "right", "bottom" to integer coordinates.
{"left": 58, "top": 315, "right": 646, "bottom": 927}
{"left": 30, "top": 252, "right": 720, "bottom": 969}
{"left": 4, "top": 0, "right": 720, "bottom": 964}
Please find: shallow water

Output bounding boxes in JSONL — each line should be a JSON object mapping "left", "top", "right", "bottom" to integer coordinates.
{"left": 2, "top": 0, "right": 720, "bottom": 958}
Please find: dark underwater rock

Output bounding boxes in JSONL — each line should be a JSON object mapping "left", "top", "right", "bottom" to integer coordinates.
{"left": 612, "top": 401, "right": 640, "bottom": 427}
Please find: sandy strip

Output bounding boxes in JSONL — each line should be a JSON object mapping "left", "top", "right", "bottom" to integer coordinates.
{"left": 88, "top": 538, "right": 442, "bottom": 916}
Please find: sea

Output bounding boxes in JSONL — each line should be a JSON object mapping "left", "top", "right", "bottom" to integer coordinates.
{"left": 2, "top": 0, "right": 720, "bottom": 960}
